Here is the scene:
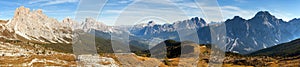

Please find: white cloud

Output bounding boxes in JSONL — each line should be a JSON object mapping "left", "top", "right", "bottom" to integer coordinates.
{"left": 175, "top": 1, "right": 257, "bottom": 21}
{"left": 221, "top": 6, "right": 256, "bottom": 20}
{"left": 29, "top": 0, "right": 48, "bottom": 4}
{"left": 104, "top": 10, "right": 123, "bottom": 14}
{"left": 42, "top": 0, "right": 78, "bottom": 6}
{"left": 118, "top": 0, "right": 133, "bottom": 4}
{"left": 0, "top": 1, "right": 21, "bottom": 6}
{"left": 73, "top": 0, "right": 108, "bottom": 22}
{"left": 222, "top": 6, "right": 241, "bottom": 11}
{"left": 99, "top": 0, "right": 233, "bottom": 25}
{"left": 208, "top": 5, "right": 296, "bottom": 22}
{"left": 167, "top": 0, "right": 266, "bottom": 22}
{"left": 43, "top": 9, "right": 71, "bottom": 13}
{"left": 29, "top": 0, "right": 79, "bottom": 6}
{"left": 82, "top": 0, "right": 297, "bottom": 25}
{"left": 188, "top": 0, "right": 225, "bottom": 22}
{"left": 100, "top": 0, "right": 190, "bottom": 25}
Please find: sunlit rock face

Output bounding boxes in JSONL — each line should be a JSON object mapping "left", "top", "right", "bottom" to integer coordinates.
{"left": 6, "top": 6, "right": 72, "bottom": 43}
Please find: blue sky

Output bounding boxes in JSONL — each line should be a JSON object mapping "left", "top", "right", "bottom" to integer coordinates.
{"left": 0, "top": 0, "right": 300, "bottom": 25}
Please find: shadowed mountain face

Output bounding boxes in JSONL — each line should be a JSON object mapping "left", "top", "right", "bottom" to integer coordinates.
{"left": 223, "top": 11, "right": 295, "bottom": 54}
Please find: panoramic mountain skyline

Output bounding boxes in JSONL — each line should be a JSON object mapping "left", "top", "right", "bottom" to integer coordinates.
{"left": 1, "top": 0, "right": 300, "bottom": 66}
{"left": 1, "top": 0, "right": 300, "bottom": 25}
{"left": 6, "top": 5, "right": 300, "bottom": 55}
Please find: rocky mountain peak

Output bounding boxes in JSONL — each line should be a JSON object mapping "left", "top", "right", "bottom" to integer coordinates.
{"left": 62, "top": 18, "right": 72, "bottom": 23}
{"left": 249, "top": 11, "right": 279, "bottom": 26}
{"left": 233, "top": 16, "right": 243, "bottom": 20}
{"left": 85, "top": 18, "right": 96, "bottom": 23}
{"left": 62, "top": 18, "right": 79, "bottom": 28}
{"left": 225, "top": 16, "right": 246, "bottom": 25}
{"left": 253, "top": 11, "right": 274, "bottom": 18}
{"left": 191, "top": 17, "right": 206, "bottom": 24}
{"left": 14, "top": 6, "right": 30, "bottom": 17}
{"left": 148, "top": 21, "right": 154, "bottom": 24}
{"left": 227, "top": 16, "right": 246, "bottom": 22}
{"left": 83, "top": 18, "right": 107, "bottom": 27}
{"left": 14, "top": 6, "right": 45, "bottom": 18}
{"left": 199, "top": 18, "right": 206, "bottom": 24}
{"left": 190, "top": 17, "right": 206, "bottom": 27}
{"left": 36, "top": 9, "right": 43, "bottom": 14}
{"left": 80, "top": 18, "right": 117, "bottom": 33}
{"left": 147, "top": 21, "right": 156, "bottom": 26}
{"left": 191, "top": 17, "right": 199, "bottom": 21}
{"left": 289, "top": 18, "right": 300, "bottom": 22}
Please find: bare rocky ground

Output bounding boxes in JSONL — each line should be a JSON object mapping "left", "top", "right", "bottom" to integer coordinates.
{"left": 0, "top": 41, "right": 119, "bottom": 66}
{"left": 0, "top": 42, "right": 75, "bottom": 66}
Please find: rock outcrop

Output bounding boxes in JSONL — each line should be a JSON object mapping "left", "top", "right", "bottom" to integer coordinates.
{"left": 5, "top": 6, "right": 72, "bottom": 43}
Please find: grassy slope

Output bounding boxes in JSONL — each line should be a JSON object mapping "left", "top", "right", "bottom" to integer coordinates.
{"left": 21, "top": 32, "right": 147, "bottom": 54}
{"left": 249, "top": 38, "right": 300, "bottom": 57}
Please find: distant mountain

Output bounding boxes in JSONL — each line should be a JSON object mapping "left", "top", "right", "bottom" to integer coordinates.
{"left": 111, "top": 17, "right": 206, "bottom": 41}
{"left": 121, "top": 11, "right": 300, "bottom": 54}
{"left": 112, "top": 17, "right": 208, "bottom": 47}
{"left": 127, "top": 17, "right": 206, "bottom": 36}
{"left": 249, "top": 38, "right": 300, "bottom": 57}
{"left": 82, "top": 11, "right": 300, "bottom": 54}
{"left": 286, "top": 18, "right": 300, "bottom": 38}
{"left": 124, "top": 11, "right": 300, "bottom": 54}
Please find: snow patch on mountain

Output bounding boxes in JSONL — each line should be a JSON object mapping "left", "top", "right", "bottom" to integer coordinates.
{"left": 252, "top": 38, "right": 258, "bottom": 46}
{"left": 263, "top": 18, "right": 274, "bottom": 28}
{"left": 230, "top": 38, "right": 239, "bottom": 51}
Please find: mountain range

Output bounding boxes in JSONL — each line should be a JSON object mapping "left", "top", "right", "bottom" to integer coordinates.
{"left": 2, "top": 6, "right": 300, "bottom": 55}
{"left": 98, "top": 11, "right": 300, "bottom": 54}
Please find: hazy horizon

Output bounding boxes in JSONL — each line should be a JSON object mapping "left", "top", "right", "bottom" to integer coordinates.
{"left": 1, "top": 0, "right": 300, "bottom": 25}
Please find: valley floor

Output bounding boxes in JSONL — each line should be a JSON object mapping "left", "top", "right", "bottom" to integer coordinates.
{"left": 0, "top": 42, "right": 299, "bottom": 67}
